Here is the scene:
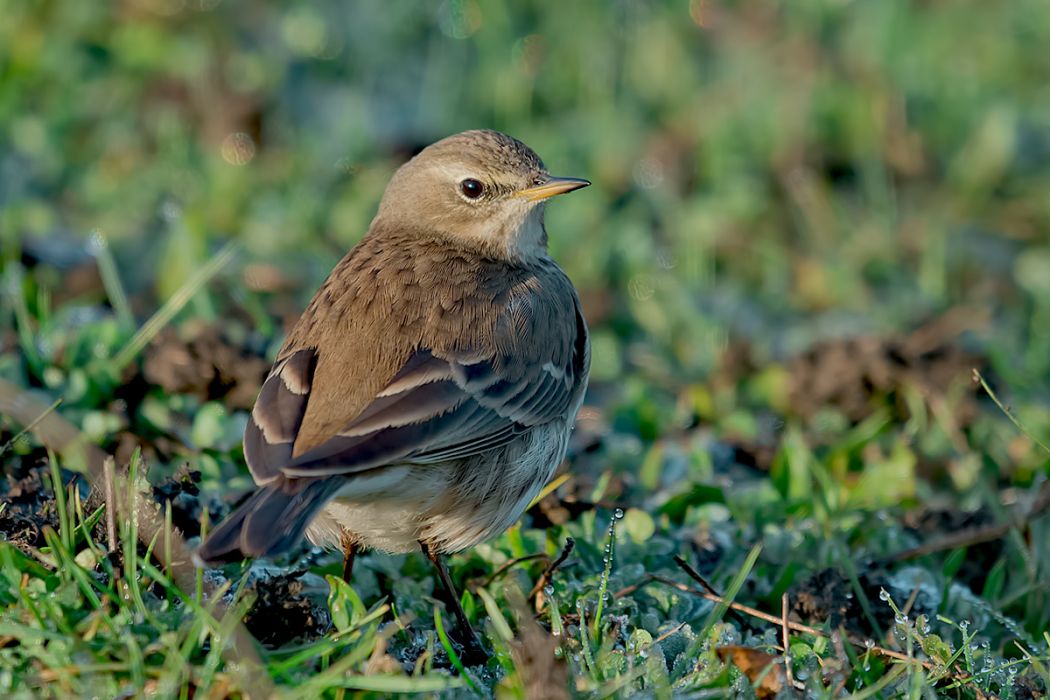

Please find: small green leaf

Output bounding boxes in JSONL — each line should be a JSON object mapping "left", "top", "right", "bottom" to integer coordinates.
{"left": 326, "top": 575, "right": 366, "bottom": 632}
{"left": 920, "top": 633, "right": 953, "bottom": 666}
{"left": 623, "top": 508, "right": 656, "bottom": 544}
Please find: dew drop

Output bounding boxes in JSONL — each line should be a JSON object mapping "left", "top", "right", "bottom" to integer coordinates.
{"left": 88, "top": 229, "right": 105, "bottom": 254}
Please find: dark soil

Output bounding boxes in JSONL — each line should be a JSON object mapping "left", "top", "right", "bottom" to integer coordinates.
{"left": 151, "top": 464, "right": 231, "bottom": 539}
{"left": 788, "top": 567, "right": 902, "bottom": 637}
{"left": 0, "top": 439, "right": 90, "bottom": 553}
{"left": 242, "top": 570, "right": 331, "bottom": 647}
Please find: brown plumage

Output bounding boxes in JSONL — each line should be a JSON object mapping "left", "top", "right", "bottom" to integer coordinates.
{"left": 197, "top": 131, "right": 590, "bottom": 572}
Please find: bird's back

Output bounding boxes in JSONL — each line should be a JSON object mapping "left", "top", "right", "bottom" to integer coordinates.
{"left": 276, "top": 222, "right": 584, "bottom": 458}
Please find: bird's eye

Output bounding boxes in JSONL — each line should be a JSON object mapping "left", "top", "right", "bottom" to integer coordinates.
{"left": 459, "top": 178, "right": 485, "bottom": 199}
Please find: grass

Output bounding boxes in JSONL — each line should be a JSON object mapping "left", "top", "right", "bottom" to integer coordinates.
{"left": 2, "top": 0, "right": 1050, "bottom": 697}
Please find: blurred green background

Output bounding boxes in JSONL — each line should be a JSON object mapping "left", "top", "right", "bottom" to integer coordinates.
{"left": 4, "top": 0, "right": 1048, "bottom": 371}
{"left": 6, "top": 0, "right": 1050, "bottom": 516}
{"left": 4, "top": 0, "right": 1050, "bottom": 505}
{"left": 5, "top": 0, "right": 1050, "bottom": 370}
{"left": 3, "top": 0, "right": 1050, "bottom": 693}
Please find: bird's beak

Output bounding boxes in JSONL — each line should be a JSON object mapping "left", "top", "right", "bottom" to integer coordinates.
{"left": 515, "top": 176, "right": 591, "bottom": 202}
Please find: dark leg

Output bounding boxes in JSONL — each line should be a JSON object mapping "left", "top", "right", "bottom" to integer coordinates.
{"left": 420, "top": 541, "right": 485, "bottom": 660}
{"left": 341, "top": 532, "right": 358, "bottom": 583}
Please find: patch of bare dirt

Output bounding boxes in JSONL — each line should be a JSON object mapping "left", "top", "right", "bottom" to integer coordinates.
{"left": 787, "top": 309, "right": 986, "bottom": 425}
{"left": 143, "top": 324, "right": 270, "bottom": 410}
{"left": 0, "top": 438, "right": 90, "bottom": 553}
{"left": 788, "top": 567, "right": 900, "bottom": 637}
{"left": 151, "top": 464, "right": 231, "bottom": 540}
{"left": 242, "top": 570, "right": 331, "bottom": 647}
{"left": 900, "top": 504, "right": 1005, "bottom": 591}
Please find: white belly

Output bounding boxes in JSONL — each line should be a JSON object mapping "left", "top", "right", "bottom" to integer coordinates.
{"left": 304, "top": 421, "right": 569, "bottom": 554}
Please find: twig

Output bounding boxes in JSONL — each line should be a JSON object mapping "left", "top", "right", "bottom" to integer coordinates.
{"left": 672, "top": 554, "right": 721, "bottom": 596}
{"left": 672, "top": 553, "right": 749, "bottom": 627}
{"left": 103, "top": 457, "right": 118, "bottom": 555}
{"left": 530, "top": 537, "right": 575, "bottom": 611}
{"left": 781, "top": 592, "right": 794, "bottom": 687}
{"left": 614, "top": 573, "right": 975, "bottom": 678}
{"left": 474, "top": 553, "right": 548, "bottom": 590}
{"left": 653, "top": 621, "right": 687, "bottom": 645}
{"left": 892, "top": 479, "right": 1050, "bottom": 561}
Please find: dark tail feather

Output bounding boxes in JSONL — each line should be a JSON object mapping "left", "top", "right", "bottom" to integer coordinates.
{"left": 196, "top": 477, "right": 340, "bottom": 563}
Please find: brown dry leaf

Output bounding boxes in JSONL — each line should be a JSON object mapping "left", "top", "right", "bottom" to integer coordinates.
{"left": 508, "top": 621, "right": 569, "bottom": 700}
{"left": 503, "top": 587, "right": 569, "bottom": 700}
{"left": 716, "top": 645, "right": 785, "bottom": 699}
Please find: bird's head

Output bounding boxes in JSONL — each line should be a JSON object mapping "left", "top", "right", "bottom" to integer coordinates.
{"left": 376, "top": 130, "right": 589, "bottom": 261}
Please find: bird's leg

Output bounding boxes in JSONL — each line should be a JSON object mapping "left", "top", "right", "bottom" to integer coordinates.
{"left": 419, "top": 541, "right": 485, "bottom": 661}
{"left": 340, "top": 531, "right": 358, "bottom": 583}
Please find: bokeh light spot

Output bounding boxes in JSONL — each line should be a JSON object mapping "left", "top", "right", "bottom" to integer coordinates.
{"left": 221, "top": 132, "right": 256, "bottom": 166}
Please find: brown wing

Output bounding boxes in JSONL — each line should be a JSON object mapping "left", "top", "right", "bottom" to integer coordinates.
{"left": 243, "top": 235, "right": 589, "bottom": 484}
{"left": 246, "top": 304, "right": 587, "bottom": 479}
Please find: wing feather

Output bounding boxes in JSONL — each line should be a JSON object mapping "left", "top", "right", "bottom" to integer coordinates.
{"left": 243, "top": 273, "right": 589, "bottom": 481}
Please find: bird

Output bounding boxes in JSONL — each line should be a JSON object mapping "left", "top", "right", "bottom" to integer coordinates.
{"left": 196, "top": 129, "right": 591, "bottom": 651}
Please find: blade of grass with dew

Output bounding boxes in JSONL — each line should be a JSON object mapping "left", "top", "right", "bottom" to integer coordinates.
{"left": 268, "top": 606, "right": 391, "bottom": 678}
{"left": 111, "top": 242, "right": 237, "bottom": 372}
{"left": 698, "top": 543, "right": 763, "bottom": 638}
{"left": 41, "top": 527, "right": 106, "bottom": 612}
{"left": 197, "top": 588, "right": 259, "bottom": 693}
{"left": 592, "top": 510, "right": 620, "bottom": 639}
{"left": 5, "top": 264, "right": 43, "bottom": 374}
{"left": 973, "top": 369, "right": 1050, "bottom": 455}
{"left": 577, "top": 601, "right": 598, "bottom": 679}
{"left": 291, "top": 622, "right": 392, "bottom": 698}
{"left": 529, "top": 472, "right": 570, "bottom": 509}
{"left": 476, "top": 587, "right": 514, "bottom": 644}
{"left": 72, "top": 493, "right": 105, "bottom": 560}
{"left": 849, "top": 664, "right": 908, "bottom": 700}
{"left": 120, "top": 451, "right": 151, "bottom": 621}
{"left": 835, "top": 539, "right": 880, "bottom": 633}
{"left": 433, "top": 607, "right": 483, "bottom": 696}
{"left": 548, "top": 589, "right": 565, "bottom": 638}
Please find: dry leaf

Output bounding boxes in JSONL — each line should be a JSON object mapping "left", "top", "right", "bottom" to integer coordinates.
{"left": 716, "top": 645, "right": 785, "bottom": 699}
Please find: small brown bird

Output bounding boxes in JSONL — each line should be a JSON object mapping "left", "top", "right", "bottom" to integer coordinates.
{"left": 197, "top": 129, "right": 590, "bottom": 647}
